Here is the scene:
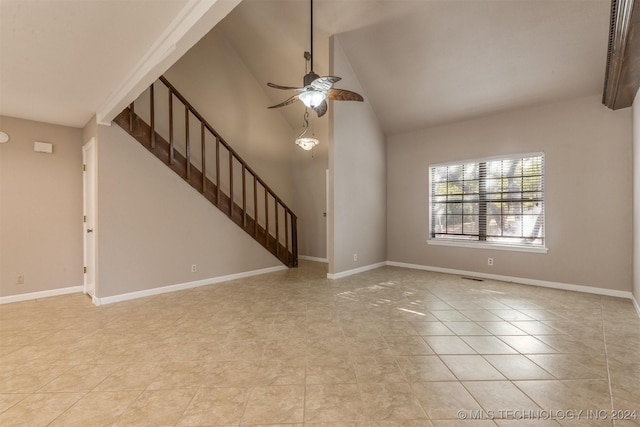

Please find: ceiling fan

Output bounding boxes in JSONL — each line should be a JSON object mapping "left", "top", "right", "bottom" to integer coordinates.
{"left": 267, "top": 0, "right": 363, "bottom": 118}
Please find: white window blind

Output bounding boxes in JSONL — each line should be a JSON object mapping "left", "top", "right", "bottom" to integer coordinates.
{"left": 430, "top": 153, "right": 544, "bottom": 248}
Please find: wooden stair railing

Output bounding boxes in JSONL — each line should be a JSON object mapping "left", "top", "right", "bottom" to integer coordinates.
{"left": 114, "top": 76, "right": 298, "bottom": 267}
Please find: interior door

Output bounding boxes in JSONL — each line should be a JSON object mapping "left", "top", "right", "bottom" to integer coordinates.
{"left": 82, "top": 138, "right": 96, "bottom": 299}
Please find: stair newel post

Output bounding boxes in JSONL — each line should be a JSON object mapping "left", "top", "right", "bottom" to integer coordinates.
{"left": 185, "top": 107, "right": 191, "bottom": 180}
{"left": 169, "top": 93, "right": 174, "bottom": 165}
{"left": 285, "top": 210, "right": 290, "bottom": 264}
{"left": 129, "top": 102, "right": 134, "bottom": 132}
{"left": 275, "top": 195, "right": 279, "bottom": 257}
{"left": 265, "top": 189, "right": 269, "bottom": 248}
{"left": 253, "top": 175, "right": 258, "bottom": 238}
{"left": 215, "top": 137, "right": 220, "bottom": 205}
{"left": 242, "top": 164, "right": 247, "bottom": 228}
{"left": 201, "top": 123, "right": 206, "bottom": 193}
{"left": 228, "top": 153, "right": 234, "bottom": 217}
{"left": 150, "top": 84, "right": 156, "bottom": 149}
{"left": 291, "top": 214, "right": 298, "bottom": 267}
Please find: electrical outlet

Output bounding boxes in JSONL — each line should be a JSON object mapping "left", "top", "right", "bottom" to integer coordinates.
{"left": 191, "top": 264, "right": 197, "bottom": 273}
{"left": 487, "top": 258, "right": 494, "bottom": 266}
{"left": 17, "top": 274, "right": 24, "bottom": 285}
{"left": 353, "top": 253, "right": 358, "bottom": 261}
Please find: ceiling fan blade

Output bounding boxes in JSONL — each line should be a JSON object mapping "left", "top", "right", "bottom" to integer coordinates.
{"left": 327, "top": 88, "right": 364, "bottom": 102}
{"left": 268, "top": 94, "right": 300, "bottom": 109}
{"left": 310, "top": 76, "right": 341, "bottom": 91}
{"left": 267, "top": 82, "right": 303, "bottom": 90}
{"left": 313, "top": 100, "right": 327, "bottom": 118}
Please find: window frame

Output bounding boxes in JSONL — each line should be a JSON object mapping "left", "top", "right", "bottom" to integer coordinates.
{"left": 427, "top": 152, "right": 548, "bottom": 254}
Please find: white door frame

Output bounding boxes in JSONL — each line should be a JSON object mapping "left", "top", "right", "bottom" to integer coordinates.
{"left": 326, "top": 168, "right": 330, "bottom": 262}
{"left": 82, "top": 138, "right": 97, "bottom": 301}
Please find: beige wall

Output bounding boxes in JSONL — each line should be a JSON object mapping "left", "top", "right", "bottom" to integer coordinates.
{"left": 388, "top": 95, "right": 633, "bottom": 292}
{"left": 633, "top": 88, "right": 640, "bottom": 304}
{"left": 88, "top": 121, "right": 282, "bottom": 299}
{"left": 291, "top": 130, "right": 328, "bottom": 260}
{"left": 329, "top": 36, "right": 387, "bottom": 275}
{"left": 0, "top": 116, "right": 84, "bottom": 297}
{"left": 161, "top": 26, "right": 328, "bottom": 259}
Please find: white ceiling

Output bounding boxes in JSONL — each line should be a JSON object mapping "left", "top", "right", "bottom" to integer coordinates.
{"left": 0, "top": 0, "right": 612, "bottom": 134}
{"left": 0, "top": 0, "right": 193, "bottom": 128}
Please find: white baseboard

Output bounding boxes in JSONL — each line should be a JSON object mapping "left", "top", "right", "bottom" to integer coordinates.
{"left": 0, "top": 286, "right": 84, "bottom": 305}
{"left": 94, "top": 265, "right": 287, "bottom": 306}
{"left": 327, "top": 262, "right": 387, "bottom": 280}
{"left": 632, "top": 294, "right": 640, "bottom": 318}
{"left": 386, "top": 261, "right": 634, "bottom": 300}
{"left": 299, "top": 255, "right": 328, "bottom": 263}
{"left": 5, "top": 264, "right": 638, "bottom": 319}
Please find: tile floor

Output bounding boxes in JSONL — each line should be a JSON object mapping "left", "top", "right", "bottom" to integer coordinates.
{"left": 1, "top": 261, "right": 639, "bottom": 426}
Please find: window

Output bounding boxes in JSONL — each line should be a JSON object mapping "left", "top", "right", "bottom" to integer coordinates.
{"left": 429, "top": 153, "right": 545, "bottom": 251}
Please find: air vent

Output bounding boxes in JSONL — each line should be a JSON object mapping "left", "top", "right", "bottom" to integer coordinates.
{"left": 461, "top": 276, "right": 484, "bottom": 282}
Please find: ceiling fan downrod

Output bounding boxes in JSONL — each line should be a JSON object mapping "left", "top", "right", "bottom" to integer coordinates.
{"left": 309, "top": 0, "right": 314, "bottom": 72}
{"left": 304, "top": 0, "right": 320, "bottom": 86}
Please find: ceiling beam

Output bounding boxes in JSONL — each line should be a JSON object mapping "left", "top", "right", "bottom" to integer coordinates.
{"left": 603, "top": 0, "right": 640, "bottom": 109}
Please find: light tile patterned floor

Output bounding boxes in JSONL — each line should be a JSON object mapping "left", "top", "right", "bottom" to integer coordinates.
{"left": 1, "top": 261, "right": 639, "bottom": 426}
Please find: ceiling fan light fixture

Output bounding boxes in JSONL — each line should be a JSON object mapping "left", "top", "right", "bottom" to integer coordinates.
{"left": 265, "top": 0, "right": 362, "bottom": 116}
{"left": 298, "top": 90, "right": 326, "bottom": 108}
{"left": 295, "top": 136, "right": 320, "bottom": 151}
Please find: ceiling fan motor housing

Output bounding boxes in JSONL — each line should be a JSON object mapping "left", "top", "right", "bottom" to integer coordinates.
{"left": 304, "top": 71, "right": 320, "bottom": 87}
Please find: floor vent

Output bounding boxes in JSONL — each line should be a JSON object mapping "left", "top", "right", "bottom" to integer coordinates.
{"left": 461, "top": 276, "right": 484, "bottom": 282}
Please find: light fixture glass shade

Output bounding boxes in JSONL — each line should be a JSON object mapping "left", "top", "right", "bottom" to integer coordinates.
{"left": 295, "top": 137, "right": 319, "bottom": 151}
{"left": 298, "top": 90, "right": 326, "bottom": 108}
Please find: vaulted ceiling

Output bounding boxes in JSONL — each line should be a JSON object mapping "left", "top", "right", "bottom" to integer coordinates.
{"left": 218, "top": 0, "right": 613, "bottom": 135}
{"left": 0, "top": 0, "right": 617, "bottom": 135}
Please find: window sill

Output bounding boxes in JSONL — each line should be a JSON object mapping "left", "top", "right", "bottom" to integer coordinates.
{"left": 427, "top": 239, "right": 548, "bottom": 254}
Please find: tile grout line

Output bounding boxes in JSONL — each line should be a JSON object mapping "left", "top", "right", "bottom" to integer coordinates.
{"left": 110, "top": 388, "right": 145, "bottom": 426}
{"left": 302, "top": 321, "right": 308, "bottom": 425}
{"left": 349, "top": 331, "right": 371, "bottom": 424}
{"left": 174, "top": 385, "right": 200, "bottom": 427}
{"left": 38, "top": 390, "right": 89, "bottom": 427}
{"left": 600, "top": 296, "right": 617, "bottom": 427}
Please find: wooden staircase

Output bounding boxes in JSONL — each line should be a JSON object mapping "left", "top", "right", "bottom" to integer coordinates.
{"left": 114, "top": 76, "right": 297, "bottom": 267}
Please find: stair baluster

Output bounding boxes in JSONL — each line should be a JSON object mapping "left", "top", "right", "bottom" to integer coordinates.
{"left": 114, "top": 76, "right": 298, "bottom": 267}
